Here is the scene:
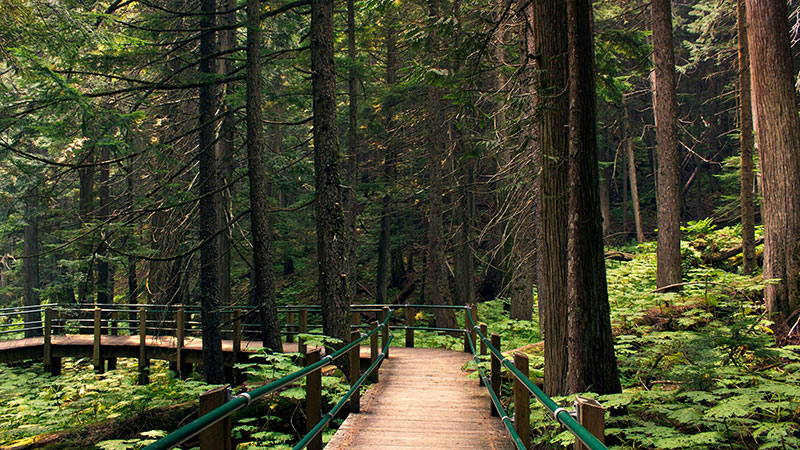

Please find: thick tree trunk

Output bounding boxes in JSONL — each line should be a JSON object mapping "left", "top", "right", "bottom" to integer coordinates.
{"left": 651, "top": 0, "right": 682, "bottom": 288}
{"left": 23, "top": 175, "right": 41, "bottom": 338}
{"left": 246, "top": 0, "right": 282, "bottom": 352}
{"left": 746, "top": 0, "right": 800, "bottom": 317}
{"left": 624, "top": 102, "right": 645, "bottom": 244}
{"left": 311, "top": 0, "right": 351, "bottom": 346}
{"left": 77, "top": 137, "right": 95, "bottom": 307}
{"left": 530, "top": 0, "right": 569, "bottom": 396}
{"left": 565, "top": 0, "right": 621, "bottom": 395}
{"left": 96, "top": 146, "right": 111, "bottom": 305}
{"left": 377, "top": 20, "right": 398, "bottom": 304}
{"left": 216, "top": 0, "right": 236, "bottom": 307}
{"left": 425, "top": 0, "right": 457, "bottom": 330}
{"left": 738, "top": 0, "right": 756, "bottom": 276}
{"left": 198, "top": 0, "right": 224, "bottom": 384}
{"left": 344, "top": 0, "right": 359, "bottom": 301}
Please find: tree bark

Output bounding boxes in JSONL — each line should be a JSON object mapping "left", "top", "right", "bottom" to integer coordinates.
{"left": 425, "top": 0, "right": 457, "bottom": 330}
{"left": 651, "top": 0, "right": 682, "bottom": 288}
{"left": 311, "top": 0, "right": 351, "bottom": 347}
{"left": 246, "top": 0, "right": 282, "bottom": 352}
{"left": 23, "top": 169, "right": 41, "bottom": 338}
{"left": 624, "top": 101, "right": 645, "bottom": 244}
{"left": 344, "top": 0, "right": 359, "bottom": 301}
{"left": 737, "top": 0, "right": 756, "bottom": 276}
{"left": 377, "top": 17, "right": 398, "bottom": 304}
{"left": 96, "top": 145, "right": 111, "bottom": 305}
{"left": 746, "top": 0, "right": 800, "bottom": 317}
{"left": 565, "top": 0, "right": 622, "bottom": 395}
{"left": 198, "top": 0, "right": 224, "bottom": 384}
{"left": 529, "top": 0, "right": 569, "bottom": 396}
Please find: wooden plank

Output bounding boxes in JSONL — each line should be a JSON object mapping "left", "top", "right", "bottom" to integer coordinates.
{"left": 326, "top": 347, "right": 514, "bottom": 450}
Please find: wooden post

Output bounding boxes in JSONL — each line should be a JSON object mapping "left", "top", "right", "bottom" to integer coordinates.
{"left": 381, "top": 306, "right": 390, "bottom": 359}
{"left": 298, "top": 308, "right": 308, "bottom": 357}
{"left": 52, "top": 308, "right": 60, "bottom": 336}
{"left": 369, "top": 321, "right": 379, "bottom": 382}
{"left": 93, "top": 308, "right": 103, "bottom": 373}
{"left": 286, "top": 310, "right": 296, "bottom": 343}
{"left": 306, "top": 349, "right": 322, "bottom": 450}
{"left": 405, "top": 306, "right": 414, "bottom": 348}
{"left": 470, "top": 303, "right": 478, "bottom": 350}
{"left": 198, "top": 385, "right": 232, "bottom": 450}
{"left": 463, "top": 306, "right": 471, "bottom": 353}
{"left": 107, "top": 310, "right": 118, "bottom": 370}
{"left": 43, "top": 307, "right": 52, "bottom": 373}
{"left": 574, "top": 396, "right": 605, "bottom": 450}
{"left": 480, "top": 323, "right": 487, "bottom": 355}
{"left": 350, "top": 330, "right": 361, "bottom": 413}
{"left": 175, "top": 305, "right": 185, "bottom": 378}
{"left": 490, "top": 333, "right": 501, "bottom": 417}
{"left": 351, "top": 310, "right": 360, "bottom": 329}
{"left": 138, "top": 307, "right": 148, "bottom": 384}
{"left": 514, "top": 352, "right": 531, "bottom": 450}
{"left": 233, "top": 309, "right": 242, "bottom": 384}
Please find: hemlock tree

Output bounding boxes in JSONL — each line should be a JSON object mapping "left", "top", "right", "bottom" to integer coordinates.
{"left": 737, "top": 0, "right": 756, "bottom": 276}
{"left": 651, "top": 0, "right": 682, "bottom": 290}
{"left": 746, "top": 0, "right": 800, "bottom": 317}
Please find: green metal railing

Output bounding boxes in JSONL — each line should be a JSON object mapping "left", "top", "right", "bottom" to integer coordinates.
{"left": 144, "top": 311, "right": 393, "bottom": 450}
{"left": 466, "top": 308, "right": 608, "bottom": 450}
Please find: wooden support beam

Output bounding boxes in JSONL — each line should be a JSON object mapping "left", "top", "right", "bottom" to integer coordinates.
{"left": 350, "top": 330, "right": 361, "bottom": 413}
{"left": 43, "top": 307, "right": 52, "bottom": 374}
{"left": 479, "top": 323, "right": 487, "bottom": 355}
{"left": 514, "top": 352, "right": 531, "bottom": 450}
{"left": 298, "top": 308, "right": 308, "bottom": 358}
{"left": 369, "top": 321, "right": 379, "bottom": 382}
{"left": 233, "top": 309, "right": 243, "bottom": 384}
{"left": 93, "top": 308, "right": 103, "bottom": 373}
{"left": 138, "top": 307, "right": 149, "bottom": 384}
{"left": 286, "top": 310, "right": 295, "bottom": 343}
{"left": 306, "top": 349, "right": 322, "bottom": 450}
{"left": 575, "top": 396, "right": 605, "bottom": 450}
{"left": 490, "top": 333, "right": 501, "bottom": 417}
{"left": 463, "top": 306, "right": 471, "bottom": 353}
{"left": 107, "top": 310, "right": 117, "bottom": 370}
{"left": 381, "top": 306, "right": 390, "bottom": 359}
{"left": 199, "top": 385, "right": 232, "bottom": 450}
{"left": 405, "top": 306, "right": 414, "bottom": 348}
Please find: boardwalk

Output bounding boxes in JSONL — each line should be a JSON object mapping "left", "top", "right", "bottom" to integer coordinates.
{"left": 326, "top": 347, "right": 514, "bottom": 450}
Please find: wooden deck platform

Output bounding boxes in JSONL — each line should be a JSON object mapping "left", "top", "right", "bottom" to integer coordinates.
{"left": 325, "top": 347, "right": 514, "bottom": 450}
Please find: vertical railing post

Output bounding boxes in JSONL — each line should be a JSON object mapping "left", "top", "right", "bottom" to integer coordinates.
{"left": 175, "top": 305, "right": 186, "bottom": 378}
{"left": 405, "top": 306, "right": 414, "bottom": 348}
{"left": 575, "top": 396, "right": 605, "bottom": 450}
{"left": 233, "top": 309, "right": 243, "bottom": 384}
{"left": 480, "top": 323, "right": 487, "bottom": 355}
{"left": 198, "top": 385, "right": 232, "bottom": 450}
{"left": 351, "top": 310, "right": 360, "bottom": 330}
{"left": 490, "top": 333, "right": 501, "bottom": 417}
{"left": 350, "top": 330, "right": 361, "bottom": 413}
{"left": 470, "top": 303, "right": 478, "bottom": 349}
{"left": 369, "top": 321, "right": 379, "bottom": 382}
{"left": 514, "top": 352, "right": 531, "bottom": 450}
{"left": 298, "top": 308, "right": 308, "bottom": 357}
{"left": 305, "top": 349, "right": 322, "bottom": 450}
{"left": 43, "top": 307, "right": 52, "bottom": 374}
{"left": 286, "top": 309, "right": 296, "bottom": 343}
{"left": 463, "top": 305, "right": 471, "bottom": 353}
{"left": 107, "top": 310, "right": 118, "bottom": 370}
{"left": 138, "top": 307, "right": 148, "bottom": 384}
{"left": 381, "top": 306, "right": 390, "bottom": 359}
{"left": 93, "top": 308, "right": 103, "bottom": 373}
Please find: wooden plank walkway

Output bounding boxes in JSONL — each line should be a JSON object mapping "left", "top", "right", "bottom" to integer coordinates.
{"left": 325, "top": 347, "right": 514, "bottom": 450}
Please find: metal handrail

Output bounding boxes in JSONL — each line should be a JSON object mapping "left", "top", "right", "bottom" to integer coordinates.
{"left": 144, "top": 310, "right": 394, "bottom": 450}
{"left": 466, "top": 309, "right": 608, "bottom": 450}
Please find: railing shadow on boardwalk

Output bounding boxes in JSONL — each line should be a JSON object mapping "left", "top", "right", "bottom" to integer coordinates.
{"left": 0, "top": 303, "right": 609, "bottom": 450}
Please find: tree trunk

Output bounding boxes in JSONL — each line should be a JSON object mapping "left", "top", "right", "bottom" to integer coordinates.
{"left": 651, "top": 0, "right": 682, "bottom": 288}
{"left": 565, "top": 0, "right": 622, "bottom": 395}
{"left": 96, "top": 146, "right": 111, "bottom": 305}
{"left": 246, "top": 0, "right": 282, "bottom": 352}
{"left": 216, "top": 0, "right": 236, "bottom": 308}
{"left": 377, "top": 18, "right": 398, "bottom": 304}
{"left": 198, "top": 0, "right": 224, "bottom": 384}
{"left": 344, "top": 0, "right": 359, "bottom": 301}
{"left": 599, "top": 140, "right": 611, "bottom": 237}
{"left": 23, "top": 172, "right": 41, "bottom": 338}
{"left": 311, "top": 0, "right": 352, "bottom": 347}
{"left": 425, "top": 0, "right": 457, "bottom": 330}
{"left": 746, "top": 0, "right": 800, "bottom": 317}
{"left": 77, "top": 133, "right": 95, "bottom": 307}
{"left": 453, "top": 137, "right": 476, "bottom": 307}
{"left": 529, "top": 0, "right": 569, "bottom": 396}
{"left": 624, "top": 101, "right": 645, "bottom": 244}
{"left": 738, "top": 0, "right": 756, "bottom": 276}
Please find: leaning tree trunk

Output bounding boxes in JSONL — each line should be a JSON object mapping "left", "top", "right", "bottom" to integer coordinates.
{"left": 651, "top": 0, "right": 682, "bottom": 289}
{"left": 246, "top": 0, "right": 282, "bottom": 352}
{"left": 746, "top": 0, "right": 800, "bottom": 317}
{"left": 529, "top": 0, "right": 570, "bottom": 396}
{"left": 565, "top": 0, "right": 622, "bottom": 395}
{"left": 738, "top": 0, "right": 756, "bottom": 276}
{"left": 624, "top": 101, "right": 645, "bottom": 244}
{"left": 311, "top": 0, "right": 351, "bottom": 347}
{"left": 198, "top": 0, "right": 224, "bottom": 384}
